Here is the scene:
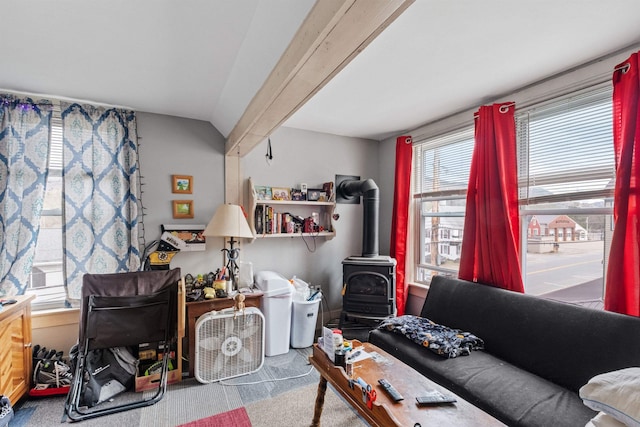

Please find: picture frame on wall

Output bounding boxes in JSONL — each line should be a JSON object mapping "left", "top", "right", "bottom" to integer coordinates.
{"left": 172, "top": 200, "right": 194, "bottom": 219}
{"left": 172, "top": 175, "right": 193, "bottom": 194}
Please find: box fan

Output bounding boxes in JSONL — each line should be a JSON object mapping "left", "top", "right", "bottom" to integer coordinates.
{"left": 194, "top": 306, "right": 265, "bottom": 383}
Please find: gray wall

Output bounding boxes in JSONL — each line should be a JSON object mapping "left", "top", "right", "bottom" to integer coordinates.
{"left": 32, "top": 112, "right": 395, "bottom": 351}
{"left": 137, "top": 116, "right": 387, "bottom": 321}
{"left": 241, "top": 126, "right": 380, "bottom": 317}
{"left": 378, "top": 135, "right": 399, "bottom": 260}
{"left": 136, "top": 112, "right": 228, "bottom": 275}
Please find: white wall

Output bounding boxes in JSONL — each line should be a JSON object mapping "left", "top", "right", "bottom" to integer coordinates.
{"left": 240, "top": 126, "right": 379, "bottom": 316}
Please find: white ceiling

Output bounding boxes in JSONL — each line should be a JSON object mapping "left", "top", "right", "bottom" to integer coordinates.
{"left": 2, "top": 0, "right": 640, "bottom": 144}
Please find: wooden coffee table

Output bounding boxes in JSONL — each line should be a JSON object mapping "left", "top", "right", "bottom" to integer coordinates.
{"left": 309, "top": 340, "right": 505, "bottom": 427}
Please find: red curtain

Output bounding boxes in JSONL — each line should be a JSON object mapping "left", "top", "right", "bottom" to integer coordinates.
{"left": 605, "top": 52, "right": 640, "bottom": 316}
{"left": 459, "top": 103, "right": 524, "bottom": 293}
{"left": 391, "top": 135, "right": 412, "bottom": 315}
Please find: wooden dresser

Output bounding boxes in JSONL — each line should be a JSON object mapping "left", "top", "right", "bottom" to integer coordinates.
{"left": 0, "top": 294, "right": 35, "bottom": 404}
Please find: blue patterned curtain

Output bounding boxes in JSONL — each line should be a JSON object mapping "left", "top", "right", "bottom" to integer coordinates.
{"left": 60, "top": 102, "right": 141, "bottom": 305}
{"left": 0, "top": 95, "right": 53, "bottom": 296}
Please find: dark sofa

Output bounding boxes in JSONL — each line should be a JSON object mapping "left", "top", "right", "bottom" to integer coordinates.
{"left": 368, "top": 275, "right": 640, "bottom": 427}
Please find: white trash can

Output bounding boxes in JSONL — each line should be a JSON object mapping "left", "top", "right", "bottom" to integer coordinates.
{"left": 254, "top": 271, "right": 293, "bottom": 356}
{"left": 290, "top": 298, "right": 321, "bottom": 348}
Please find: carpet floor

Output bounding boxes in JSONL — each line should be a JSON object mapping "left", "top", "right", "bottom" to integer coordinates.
{"left": 245, "top": 382, "right": 365, "bottom": 427}
{"left": 10, "top": 347, "right": 365, "bottom": 427}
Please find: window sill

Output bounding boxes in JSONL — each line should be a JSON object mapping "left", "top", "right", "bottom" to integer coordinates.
{"left": 32, "top": 307, "right": 80, "bottom": 329}
{"left": 408, "top": 282, "right": 429, "bottom": 299}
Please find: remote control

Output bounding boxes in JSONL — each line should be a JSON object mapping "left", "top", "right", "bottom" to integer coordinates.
{"left": 415, "top": 390, "right": 457, "bottom": 405}
{"left": 378, "top": 378, "right": 404, "bottom": 401}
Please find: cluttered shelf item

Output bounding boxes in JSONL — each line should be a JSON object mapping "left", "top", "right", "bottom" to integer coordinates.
{"left": 248, "top": 177, "right": 336, "bottom": 240}
{"left": 184, "top": 271, "right": 230, "bottom": 301}
{"left": 184, "top": 261, "right": 255, "bottom": 303}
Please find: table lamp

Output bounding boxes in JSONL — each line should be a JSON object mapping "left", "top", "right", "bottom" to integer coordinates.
{"left": 203, "top": 204, "right": 254, "bottom": 291}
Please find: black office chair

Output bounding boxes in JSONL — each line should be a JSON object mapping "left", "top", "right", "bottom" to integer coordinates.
{"left": 63, "top": 268, "right": 181, "bottom": 422}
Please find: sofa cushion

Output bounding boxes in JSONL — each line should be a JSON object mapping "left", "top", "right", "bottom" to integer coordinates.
{"left": 369, "top": 328, "right": 596, "bottom": 427}
{"left": 420, "top": 276, "right": 640, "bottom": 392}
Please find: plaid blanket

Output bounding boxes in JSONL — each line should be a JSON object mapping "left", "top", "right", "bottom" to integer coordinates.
{"left": 378, "top": 315, "right": 484, "bottom": 358}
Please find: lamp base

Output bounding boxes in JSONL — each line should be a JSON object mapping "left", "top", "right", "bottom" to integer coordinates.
{"left": 222, "top": 238, "right": 241, "bottom": 291}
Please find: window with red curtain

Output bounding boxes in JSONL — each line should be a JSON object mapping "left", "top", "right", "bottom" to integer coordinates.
{"left": 459, "top": 103, "right": 524, "bottom": 293}
{"left": 410, "top": 66, "right": 621, "bottom": 311}
{"left": 605, "top": 52, "right": 640, "bottom": 316}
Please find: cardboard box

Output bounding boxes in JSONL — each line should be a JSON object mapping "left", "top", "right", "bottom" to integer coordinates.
{"left": 135, "top": 367, "right": 181, "bottom": 392}
{"left": 135, "top": 277, "right": 186, "bottom": 392}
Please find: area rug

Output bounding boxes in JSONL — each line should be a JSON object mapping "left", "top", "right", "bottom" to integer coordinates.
{"left": 177, "top": 407, "right": 251, "bottom": 427}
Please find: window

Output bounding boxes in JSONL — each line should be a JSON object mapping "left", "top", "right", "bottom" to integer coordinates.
{"left": 412, "top": 83, "right": 614, "bottom": 309}
{"left": 413, "top": 127, "right": 474, "bottom": 282}
{"left": 517, "top": 84, "right": 614, "bottom": 308}
{"left": 27, "top": 105, "right": 65, "bottom": 309}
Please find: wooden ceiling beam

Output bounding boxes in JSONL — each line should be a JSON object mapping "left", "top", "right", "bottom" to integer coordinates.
{"left": 225, "top": 0, "right": 415, "bottom": 157}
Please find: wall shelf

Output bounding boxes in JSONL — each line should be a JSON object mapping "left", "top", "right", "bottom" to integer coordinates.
{"left": 255, "top": 231, "right": 336, "bottom": 239}
{"left": 248, "top": 177, "right": 336, "bottom": 240}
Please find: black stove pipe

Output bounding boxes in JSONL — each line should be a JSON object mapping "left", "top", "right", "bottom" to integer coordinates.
{"left": 337, "top": 178, "right": 379, "bottom": 257}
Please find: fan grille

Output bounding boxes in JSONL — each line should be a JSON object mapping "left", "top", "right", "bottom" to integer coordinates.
{"left": 194, "top": 307, "right": 265, "bottom": 383}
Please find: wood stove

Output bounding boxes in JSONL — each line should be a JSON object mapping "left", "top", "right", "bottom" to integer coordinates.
{"left": 336, "top": 177, "right": 397, "bottom": 329}
{"left": 342, "top": 255, "right": 396, "bottom": 319}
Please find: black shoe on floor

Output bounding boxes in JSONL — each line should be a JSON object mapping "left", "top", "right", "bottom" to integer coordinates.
{"left": 0, "top": 395, "right": 13, "bottom": 427}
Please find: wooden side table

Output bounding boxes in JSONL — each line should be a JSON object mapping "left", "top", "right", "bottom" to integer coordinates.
{"left": 184, "top": 291, "right": 263, "bottom": 377}
{"left": 0, "top": 294, "right": 35, "bottom": 404}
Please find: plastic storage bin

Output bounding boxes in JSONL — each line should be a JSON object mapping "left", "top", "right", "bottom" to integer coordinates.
{"left": 254, "top": 271, "right": 293, "bottom": 356}
{"left": 290, "top": 298, "right": 320, "bottom": 348}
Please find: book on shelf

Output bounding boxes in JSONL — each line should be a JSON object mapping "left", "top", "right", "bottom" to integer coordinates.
{"left": 255, "top": 205, "right": 264, "bottom": 234}
{"left": 255, "top": 206, "right": 301, "bottom": 235}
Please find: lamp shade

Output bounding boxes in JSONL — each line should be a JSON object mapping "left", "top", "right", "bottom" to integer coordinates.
{"left": 203, "top": 204, "right": 253, "bottom": 239}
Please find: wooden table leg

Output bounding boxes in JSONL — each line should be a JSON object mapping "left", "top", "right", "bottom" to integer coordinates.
{"left": 310, "top": 376, "right": 328, "bottom": 427}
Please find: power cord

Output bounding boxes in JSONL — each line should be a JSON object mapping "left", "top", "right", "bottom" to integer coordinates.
{"left": 300, "top": 229, "right": 318, "bottom": 252}
{"left": 219, "top": 366, "right": 314, "bottom": 386}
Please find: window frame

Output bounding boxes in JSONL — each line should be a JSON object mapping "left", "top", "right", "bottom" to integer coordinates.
{"left": 413, "top": 127, "right": 475, "bottom": 283}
